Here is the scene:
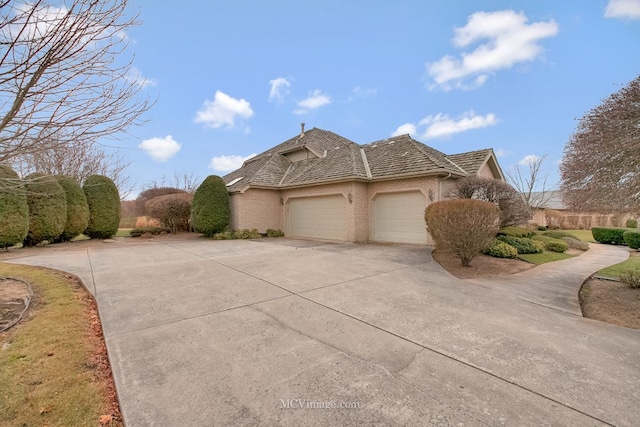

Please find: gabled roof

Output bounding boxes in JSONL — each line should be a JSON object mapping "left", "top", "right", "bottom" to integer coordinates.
{"left": 224, "top": 127, "right": 502, "bottom": 192}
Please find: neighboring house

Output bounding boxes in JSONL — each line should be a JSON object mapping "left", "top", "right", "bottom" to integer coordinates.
{"left": 529, "top": 190, "right": 566, "bottom": 225}
{"left": 223, "top": 126, "right": 505, "bottom": 245}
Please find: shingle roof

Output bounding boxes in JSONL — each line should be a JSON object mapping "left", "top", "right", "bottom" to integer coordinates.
{"left": 224, "top": 128, "right": 499, "bottom": 192}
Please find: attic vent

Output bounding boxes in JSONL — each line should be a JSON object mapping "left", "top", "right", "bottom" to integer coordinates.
{"left": 371, "top": 144, "right": 377, "bottom": 148}
{"left": 226, "top": 177, "right": 243, "bottom": 186}
{"left": 388, "top": 141, "right": 395, "bottom": 144}
{"left": 334, "top": 146, "right": 340, "bottom": 150}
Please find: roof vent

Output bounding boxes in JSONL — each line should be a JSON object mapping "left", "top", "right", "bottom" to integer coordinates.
{"left": 300, "top": 122, "right": 305, "bottom": 137}
{"left": 226, "top": 177, "right": 243, "bottom": 186}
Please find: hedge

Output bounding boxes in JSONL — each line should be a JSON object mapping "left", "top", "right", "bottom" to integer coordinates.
{"left": 485, "top": 241, "right": 518, "bottom": 259}
{"left": 0, "top": 165, "right": 29, "bottom": 248}
{"left": 497, "top": 226, "right": 534, "bottom": 238}
{"left": 542, "top": 230, "right": 580, "bottom": 240}
{"left": 54, "top": 175, "right": 89, "bottom": 242}
{"left": 623, "top": 230, "right": 640, "bottom": 250}
{"left": 23, "top": 173, "right": 67, "bottom": 246}
{"left": 591, "top": 227, "right": 627, "bottom": 245}
{"left": 83, "top": 175, "right": 121, "bottom": 239}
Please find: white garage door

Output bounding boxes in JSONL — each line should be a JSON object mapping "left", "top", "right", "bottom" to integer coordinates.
{"left": 371, "top": 191, "right": 427, "bottom": 244}
{"left": 286, "top": 195, "right": 347, "bottom": 241}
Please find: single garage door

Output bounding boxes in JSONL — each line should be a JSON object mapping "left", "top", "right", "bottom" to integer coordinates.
{"left": 371, "top": 191, "right": 427, "bottom": 244}
{"left": 286, "top": 195, "right": 347, "bottom": 241}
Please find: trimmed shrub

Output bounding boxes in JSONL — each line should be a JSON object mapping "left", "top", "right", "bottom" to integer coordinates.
{"left": 623, "top": 230, "right": 640, "bottom": 250}
{"left": 146, "top": 193, "right": 193, "bottom": 234}
{"left": 610, "top": 215, "right": 623, "bottom": 227}
{"left": 54, "top": 175, "right": 89, "bottom": 242}
{"left": 562, "top": 237, "right": 590, "bottom": 251}
{"left": 234, "top": 228, "right": 260, "bottom": 239}
{"left": 266, "top": 228, "right": 285, "bottom": 237}
{"left": 497, "top": 236, "right": 543, "bottom": 254}
{"left": 532, "top": 235, "right": 568, "bottom": 252}
{"left": 454, "top": 176, "right": 531, "bottom": 228}
{"left": 0, "top": 165, "right": 29, "bottom": 248}
{"left": 497, "top": 226, "right": 534, "bottom": 238}
{"left": 595, "top": 215, "right": 608, "bottom": 227}
{"left": 537, "top": 225, "right": 548, "bottom": 231}
{"left": 542, "top": 230, "right": 580, "bottom": 240}
{"left": 545, "top": 210, "right": 563, "bottom": 229}
{"left": 212, "top": 231, "right": 235, "bottom": 240}
{"left": 135, "top": 187, "right": 186, "bottom": 216}
{"left": 485, "top": 241, "right": 518, "bottom": 259}
{"left": 564, "top": 215, "right": 579, "bottom": 229}
{"left": 591, "top": 227, "right": 626, "bottom": 245}
{"left": 83, "top": 175, "right": 121, "bottom": 239}
{"left": 626, "top": 218, "right": 638, "bottom": 229}
{"left": 130, "top": 226, "right": 170, "bottom": 237}
{"left": 23, "top": 173, "right": 67, "bottom": 246}
{"left": 425, "top": 199, "right": 500, "bottom": 266}
{"left": 191, "top": 175, "right": 230, "bottom": 237}
{"left": 619, "top": 270, "right": 640, "bottom": 289}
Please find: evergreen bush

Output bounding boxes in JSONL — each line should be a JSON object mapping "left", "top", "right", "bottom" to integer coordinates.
{"left": 591, "top": 227, "right": 626, "bottom": 245}
{"left": 83, "top": 175, "right": 121, "bottom": 239}
{"left": 54, "top": 175, "right": 89, "bottom": 242}
{"left": 497, "top": 236, "right": 543, "bottom": 254}
{"left": 623, "top": 230, "right": 640, "bottom": 250}
{"left": 485, "top": 241, "right": 518, "bottom": 259}
{"left": 191, "top": 175, "right": 230, "bottom": 237}
{"left": 626, "top": 218, "right": 638, "bottom": 229}
{"left": 0, "top": 166, "right": 29, "bottom": 248}
{"left": 23, "top": 173, "right": 67, "bottom": 246}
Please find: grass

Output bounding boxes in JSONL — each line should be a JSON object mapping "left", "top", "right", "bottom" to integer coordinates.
{"left": 0, "top": 263, "right": 112, "bottom": 426}
{"left": 518, "top": 251, "right": 575, "bottom": 265}
{"left": 115, "top": 228, "right": 132, "bottom": 237}
{"left": 546, "top": 229, "right": 595, "bottom": 243}
{"left": 597, "top": 252, "right": 640, "bottom": 279}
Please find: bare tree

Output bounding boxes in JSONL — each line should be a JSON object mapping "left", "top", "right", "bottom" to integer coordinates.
{"left": 506, "top": 153, "right": 557, "bottom": 209}
{"left": 561, "top": 75, "right": 640, "bottom": 212}
{"left": 0, "top": 0, "right": 150, "bottom": 164}
{"left": 14, "top": 140, "right": 134, "bottom": 198}
{"left": 145, "top": 170, "right": 201, "bottom": 193}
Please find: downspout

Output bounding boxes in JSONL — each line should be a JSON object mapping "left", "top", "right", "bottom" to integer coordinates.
{"left": 438, "top": 172, "right": 453, "bottom": 201}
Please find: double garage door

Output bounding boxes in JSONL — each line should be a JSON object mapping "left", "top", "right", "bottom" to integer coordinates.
{"left": 286, "top": 191, "right": 427, "bottom": 244}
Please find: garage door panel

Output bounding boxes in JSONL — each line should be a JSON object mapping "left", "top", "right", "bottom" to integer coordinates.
{"left": 372, "top": 192, "right": 427, "bottom": 244}
{"left": 287, "top": 195, "right": 347, "bottom": 241}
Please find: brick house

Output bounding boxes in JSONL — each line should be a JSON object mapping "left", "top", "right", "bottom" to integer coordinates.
{"left": 223, "top": 127, "right": 505, "bottom": 245}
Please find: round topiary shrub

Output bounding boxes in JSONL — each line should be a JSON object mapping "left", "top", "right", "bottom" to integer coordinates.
{"left": 191, "top": 175, "right": 230, "bottom": 237}
{"left": 626, "top": 218, "right": 637, "bottom": 229}
{"left": 23, "top": 173, "right": 67, "bottom": 246}
{"left": 83, "top": 175, "right": 121, "bottom": 239}
{"left": 54, "top": 175, "right": 89, "bottom": 242}
{"left": 623, "top": 230, "right": 640, "bottom": 250}
{"left": 0, "top": 165, "right": 29, "bottom": 249}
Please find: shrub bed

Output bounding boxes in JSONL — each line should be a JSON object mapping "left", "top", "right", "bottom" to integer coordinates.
{"left": 129, "top": 226, "right": 170, "bottom": 237}
{"left": 212, "top": 229, "right": 261, "bottom": 240}
{"left": 532, "top": 235, "right": 568, "bottom": 252}
{"left": 591, "top": 227, "right": 627, "bottom": 245}
{"left": 485, "top": 241, "right": 518, "bottom": 259}
{"left": 266, "top": 229, "right": 285, "bottom": 237}
{"left": 497, "top": 236, "right": 543, "bottom": 254}
{"left": 619, "top": 270, "right": 640, "bottom": 289}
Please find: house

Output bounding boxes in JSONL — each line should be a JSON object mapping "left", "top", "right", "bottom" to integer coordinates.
{"left": 223, "top": 126, "right": 505, "bottom": 245}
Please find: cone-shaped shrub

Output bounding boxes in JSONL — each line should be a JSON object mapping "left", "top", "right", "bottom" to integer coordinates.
{"left": 54, "top": 175, "right": 90, "bottom": 242}
{"left": 425, "top": 199, "right": 500, "bottom": 266}
{"left": 191, "top": 175, "right": 229, "bottom": 237}
{"left": 0, "top": 165, "right": 29, "bottom": 248}
{"left": 23, "top": 173, "right": 67, "bottom": 246}
{"left": 83, "top": 175, "right": 121, "bottom": 239}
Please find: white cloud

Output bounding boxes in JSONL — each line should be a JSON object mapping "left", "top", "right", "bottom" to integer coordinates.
{"left": 294, "top": 89, "right": 331, "bottom": 114}
{"left": 268, "top": 77, "right": 291, "bottom": 104}
{"left": 194, "top": 91, "right": 254, "bottom": 129}
{"left": 427, "top": 10, "right": 559, "bottom": 90}
{"left": 605, "top": 0, "right": 640, "bottom": 19}
{"left": 420, "top": 111, "right": 498, "bottom": 139}
{"left": 139, "top": 135, "right": 181, "bottom": 162}
{"left": 125, "top": 67, "right": 157, "bottom": 88}
{"left": 209, "top": 153, "right": 257, "bottom": 172}
{"left": 391, "top": 123, "right": 418, "bottom": 137}
{"left": 518, "top": 154, "right": 541, "bottom": 166}
{"left": 495, "top": 148, "right": 511, "bottom": 157}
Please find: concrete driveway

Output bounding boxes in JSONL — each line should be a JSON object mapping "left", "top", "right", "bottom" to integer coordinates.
{"left": 5, "top": 238, "right": 639, "bottom": 426}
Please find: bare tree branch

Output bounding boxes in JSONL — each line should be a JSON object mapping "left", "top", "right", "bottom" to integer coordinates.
{"left": 506, "top": 153, "right": 557, "bottom": 209}
{"left": 0, "top": 0, "right": 151, "bottom": 163}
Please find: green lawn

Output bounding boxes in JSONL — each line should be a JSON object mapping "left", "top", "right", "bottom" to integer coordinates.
{"left": 518, "top": 251, "right": 575, "bottom": 265}
{"left": 115, "top": 228, "right": 132, "bottom": 237}
{"left": 559, "top": 229, "right": 595, "bottom": 243}
{"left": 597, "top": 251, "right": 640, "bottom": 279}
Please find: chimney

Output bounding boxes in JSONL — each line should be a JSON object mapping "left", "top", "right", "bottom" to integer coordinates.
{"left": 300, "top": 122, "right": 305, "bottom": 137}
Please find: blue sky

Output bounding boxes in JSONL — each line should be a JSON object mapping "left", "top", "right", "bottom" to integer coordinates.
{"left": 119, "top": 0, "right": 640, "bottom": 197}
